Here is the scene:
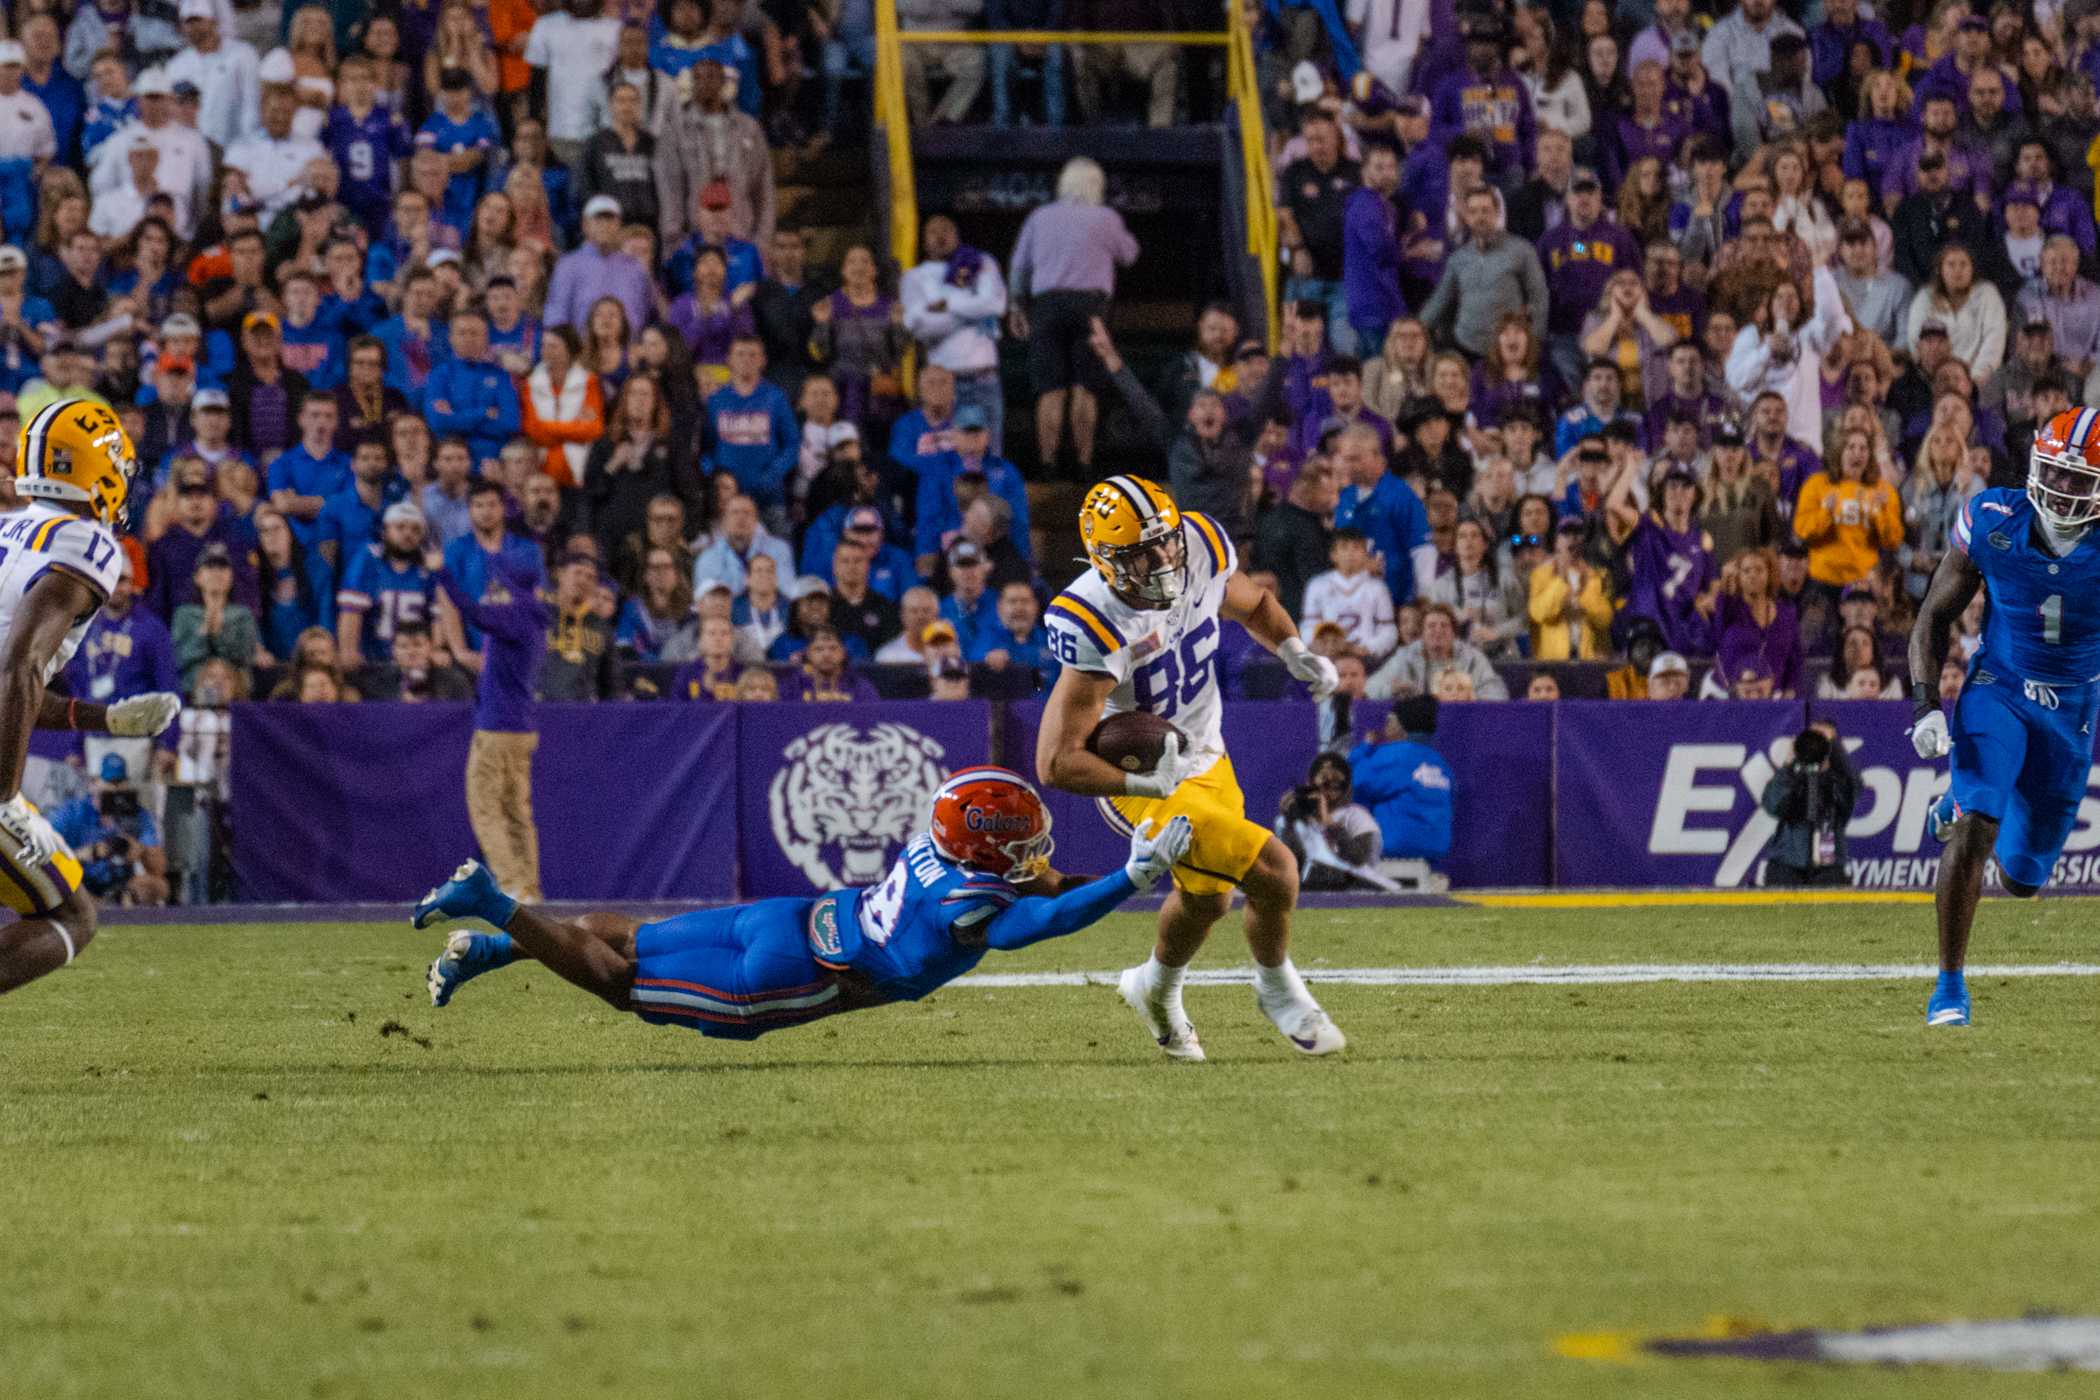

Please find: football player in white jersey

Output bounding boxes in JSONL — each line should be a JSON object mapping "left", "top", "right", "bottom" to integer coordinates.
{"left": 1036, "top": 474, "right": 1347, "bottom": 1059}
{"left": 0, "top": 400, "right": 182, "bottom": 995}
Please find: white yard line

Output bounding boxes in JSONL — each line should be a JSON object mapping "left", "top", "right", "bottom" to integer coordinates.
{"left": 954, "top": 963, "right": 2100, "bottom": 989}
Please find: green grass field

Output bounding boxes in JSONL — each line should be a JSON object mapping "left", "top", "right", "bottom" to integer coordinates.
{"left": 8, "top": 898, "right": 2100, "bottom": 1399}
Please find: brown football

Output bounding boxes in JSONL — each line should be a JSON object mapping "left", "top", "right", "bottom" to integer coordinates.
{"left": 1086, "top": 711, "right": 1182, "bottom": 773}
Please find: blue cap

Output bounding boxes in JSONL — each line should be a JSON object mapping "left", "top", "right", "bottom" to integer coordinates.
{"left": 99, "top": 753, "right": 127, "bottom": 782}
{"left": 953, "top": 404, "right": 989, "bottom": 432}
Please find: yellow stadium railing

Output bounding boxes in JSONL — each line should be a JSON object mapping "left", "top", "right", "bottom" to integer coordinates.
{"left": 871, "top": 1, "right": 1276, "bottom": 347}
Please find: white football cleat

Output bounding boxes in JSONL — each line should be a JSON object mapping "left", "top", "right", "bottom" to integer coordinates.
{"left": 1261, "top": 996, "right": 1346, "bottom": 1056}
{"left": 1118, "top": 964, "right": 1205, "bottom": 1062}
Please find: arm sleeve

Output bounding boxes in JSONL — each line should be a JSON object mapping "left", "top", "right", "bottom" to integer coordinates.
{"left": 1110, "top": 363, "right": 1174, "bottom": 450}
{"left": 981, "top": 868, "right": 1139, "bottom": 951}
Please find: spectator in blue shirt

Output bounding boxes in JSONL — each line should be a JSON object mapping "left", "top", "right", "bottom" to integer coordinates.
{"left": 968, "top": 578, "right": 1057, "bottom": 685}
{"left": 886, "top": 363, "right": 955, "bottom": 487}
{"left": 702, "top": 335, "right": 798, "bottom": 512}
{"left": 1347, "top": 695, "right": 1454, "bottom": 864}
{"left": 315, "top": 434, "right": 408, "bottom": 574}
{"left": 424, "top": 308, "right": 522, "bottom": 467}
{"left": 418, "top": 68, "right": 499, "bottom": 231}
{"left": 1331, "top": 422, "right": 1430, "bottom": 606}
{"left": 337, "top": 501, "right": 439, "bottom": 664}
{"left": 370, "top": 267, "right": 451, "bottom": 406}
{"left": 265, "top": 392, "right": 352, "bottom": 549}
{"left": 664, "top": 180, "right": 763, "bottom": 297}
{"left": 937, "top": 539, "right": 1001, "bottom": 654}
{"left": 253, "top": 504, "right": 335, "bottom": 663}
{"left": 913, "top": 403, "right": 1031, "bottom": 572}
{"left": 278, "top": 268, "right": 345, "bottom": 391}
{"left": 443, "top": 479, "right": 549, "bottom": 655}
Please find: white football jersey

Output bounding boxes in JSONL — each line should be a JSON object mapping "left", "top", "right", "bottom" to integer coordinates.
{"left": 0, "top": 503, "right": 124, "bottom": 684}
{"left": 1045, "top": 512, "right": 1237, "bottom": 763}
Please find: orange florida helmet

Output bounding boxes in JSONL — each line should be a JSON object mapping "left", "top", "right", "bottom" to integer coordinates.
{"left": 927, "top": 766, "right": 1053, "bottom": 884}
{"left": 2029, "top": 408, "right": 2100, "bottom": 530}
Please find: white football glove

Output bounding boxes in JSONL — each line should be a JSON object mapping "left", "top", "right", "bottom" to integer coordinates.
{"left": 0, "top": 793, "right": 61, "bottom": 866}
{"left": 1123, "top": 731, "right": 1198, "bottom": 799}
{"left": 108, "top": 692, "right": 182, "bottom": 738}
{"left": 1909, "top": 709, "right": 1952, "bottom": 760}
{"left": 1279, "top": 636, "right": 1341, "bottom": 701}
{"left": 1123, "top": 815, "right": 1193, "bottom": 891}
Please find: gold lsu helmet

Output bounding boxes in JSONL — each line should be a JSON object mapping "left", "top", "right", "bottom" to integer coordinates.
{"left": 1079, "top": 475, "right": 1186, "bottom": 608}
{"left": 17, "top": 399, "right": 137, "bottom": 528}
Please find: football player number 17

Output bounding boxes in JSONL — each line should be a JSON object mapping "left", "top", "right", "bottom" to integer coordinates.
{"left": 2041, "top": 593, "right": 2063, "bottom": 646}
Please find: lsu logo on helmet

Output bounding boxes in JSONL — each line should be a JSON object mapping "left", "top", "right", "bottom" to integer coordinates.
{"left": 1079, "top": 475, "right": 1185, "bottom": 608}
{"left": 17, "top": 400, "right": 137, "bottom": 528}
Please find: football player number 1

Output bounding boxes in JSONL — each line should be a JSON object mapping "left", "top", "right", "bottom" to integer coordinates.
{"left": 2041, "top": 593, "right": 2063, "bottom": 645}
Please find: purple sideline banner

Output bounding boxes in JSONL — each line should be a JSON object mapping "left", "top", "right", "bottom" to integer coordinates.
{"left": 735, "top": 702, "right": 993, "bottom": 897}
{"left": 230, "top": 703, "right": 738, "bottom": 902}
{"left": 1554, "top": 699, "right": 1804, "bottom": 888}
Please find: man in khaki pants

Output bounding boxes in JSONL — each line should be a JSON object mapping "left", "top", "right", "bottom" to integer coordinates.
{"left": 435, "top": 551, "right": 549, "bottom": 902}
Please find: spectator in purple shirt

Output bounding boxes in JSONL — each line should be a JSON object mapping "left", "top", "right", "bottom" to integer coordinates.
{"left": 2008, "top": 139, "right": 2097, "bottom": 258}
{"left": 1342, "top": 143, "right": 1405, "bottom": 355}
{"left": 1291, "top": 354, "right": 1394, "bottom": 459}
{"left": 1429, "top": 13, "right": 1536, "bottom": 186}
{"left": 1607, "top": 460, "right": 1716, "bottom": 656}
{"left": 1841, "top": 69, "right": 1917, "bottom": 200}
{"left": 1006, "top": 156, "right": 1138, "bottom": 474}
{"left": 1536, "top": 170, "right": 1644, "bottom": 388}
{"left": 148, "top": 458, "right": 260, "bottom": 619}
{"left": 543, "top": 194, "right": 654, "bottom": 332}
{"left": 1880, "top": 93, "right": 1993, "bottom": 213}
{"left": 1810, "top": 0, "right": 1892, "bottom": 90}
{"left": 434, "top": 549, "right": 549, "bottom": 904}
{"left": 785, "top": 625, "right": 879, "bottom": 702}
{"left": 1605, "top": 62, "right": 1690, "bottom": 193}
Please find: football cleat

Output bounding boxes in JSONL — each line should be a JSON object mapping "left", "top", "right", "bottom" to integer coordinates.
{"left": 1927, "top": 975, "right": 1971, "bottom": 1028}
{"left": 1260, "top": 996, "right": 1347, "bottom": 1056}
{"left": 428, "top": 930, "right": 516, "bottom": 1008}
{"left": 1118, "top": 964, "right": 1205, "bottom": 1061}
{"left": 1927, "top": 792, "right": 1960, "bottom": 843}
{"left": 413, "top": 859, "right": 518, "bottom": 932}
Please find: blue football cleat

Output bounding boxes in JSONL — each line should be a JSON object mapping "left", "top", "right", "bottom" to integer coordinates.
{"left": 1927, "top": 793, "right": 1961, "bottom": 842}
{"left": 1927, "top": 972, "right": 1971, "bottom": 1028}
{"left": 413, "top": 859, "right": 519, "bottom": 932}
{"left": 428, "top": 930, "right": 518, "bottom": 1008}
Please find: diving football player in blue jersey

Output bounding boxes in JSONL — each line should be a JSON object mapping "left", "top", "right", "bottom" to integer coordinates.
{"left": 415, "top": 767, "right": 1191, "bottom": 1040}
{"left": 1907, "top": 407, "right": 2100, "bottom": 1027}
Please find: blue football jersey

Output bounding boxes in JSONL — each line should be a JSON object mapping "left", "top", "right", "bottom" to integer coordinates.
{"left": 828, "top": 834, "right": 1018, "bottom": 1001}
{"left": 1954, "top": 488, "right": 2100, "bottom": 685}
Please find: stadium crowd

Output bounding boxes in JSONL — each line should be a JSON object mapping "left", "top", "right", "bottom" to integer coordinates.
{"left": 3, "top": 0, "right": 2089, "bottom": 900}
{"left": 1237, "top": 0, "right": 2074, "bottom": 708}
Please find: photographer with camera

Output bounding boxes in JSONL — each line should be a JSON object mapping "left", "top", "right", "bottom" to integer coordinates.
{"left": 1758, "top": 721, "right": 1861, "bottom": 888}
{"left": 1278, "top": 751, "right": 1386, "bottom": 891}
{"left": 49, "top": 754, "right": 170, "bottom": 907}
